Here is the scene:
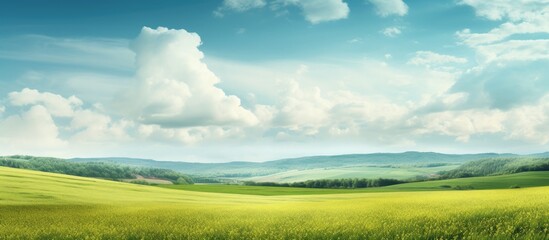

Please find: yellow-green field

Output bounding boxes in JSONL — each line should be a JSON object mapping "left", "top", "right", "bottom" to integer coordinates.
{"left": 1, "top": 166, "right": 548, "bottom": 239}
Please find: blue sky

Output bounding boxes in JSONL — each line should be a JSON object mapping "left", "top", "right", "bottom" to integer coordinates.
{"left": 1, "top": 0, "right": 549, "bottom": 162}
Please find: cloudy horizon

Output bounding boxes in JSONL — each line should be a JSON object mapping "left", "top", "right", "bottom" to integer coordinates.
{"left": 1, "top": 0, "right": 549, "bottom": 162}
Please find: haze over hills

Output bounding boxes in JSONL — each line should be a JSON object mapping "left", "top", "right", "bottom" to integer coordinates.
{"left": 4, "top": 151, "right": 546, "bottom": 184}
{"left": 69, "top": 151, "right": 520, "bottom": 181}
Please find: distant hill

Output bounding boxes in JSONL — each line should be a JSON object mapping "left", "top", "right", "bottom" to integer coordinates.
{"left": 69, "top": 152, "right": 517, "bottom": 179}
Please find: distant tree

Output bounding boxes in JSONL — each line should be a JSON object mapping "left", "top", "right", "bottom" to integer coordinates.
{"left": 243, "top": 177, "right": 404, "bottom": 189}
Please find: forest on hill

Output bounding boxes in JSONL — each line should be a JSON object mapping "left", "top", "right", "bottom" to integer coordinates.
{"left": 441, "top": 157, "right": 549, "bottom": 178}
{"left": 0, "top": 156, "right": 193, "bottom": 184}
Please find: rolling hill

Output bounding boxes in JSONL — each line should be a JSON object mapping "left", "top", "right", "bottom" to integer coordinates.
{"left": 1, "top": 166, "right": 548, "bottom": 239}
{"left": 69, "top": 152, "right": 515, "bottom": 180}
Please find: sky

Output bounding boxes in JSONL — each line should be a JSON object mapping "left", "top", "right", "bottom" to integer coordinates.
{"left": 1, "top": 0, "right": 549, "bottom": 162}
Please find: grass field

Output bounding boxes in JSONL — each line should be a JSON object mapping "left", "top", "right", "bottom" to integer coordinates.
{"left": 162, "top": 171, "right": 549, "bottom": 195}
{"left": 1, "top": 167, "right": 548, "bottom": 239}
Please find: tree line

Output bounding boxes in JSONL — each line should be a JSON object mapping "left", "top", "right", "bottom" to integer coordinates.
{"left": 0, "top": 156, "right": 193, "bottom": 184}
{"left": 243, "top": 178, "right": 404, "bottom": 189}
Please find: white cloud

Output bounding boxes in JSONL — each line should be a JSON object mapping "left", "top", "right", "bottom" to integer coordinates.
{"left": 381, "top": 27, "right": 402, "bottom": 37}
{"left": 368, "top": 0, "right": 408, "bottom": 17}
{"left": 412, "top": 110, "right": 505, "bottom": 142}
{"left": 0, "top": 88, "right": 139, "bottom": 156}
{"left": 448, "top": 1, "right": 549, "bottom": 112}
{"left": 207, "top": 57, "right": 442, "bottom": 141}
{"left": 449, "top": 60, "right": 549, "bottom": 110}
{"left": 280, "top": 0, "right": 350, "bottom": 24}
{"left": 0, "top": 105, "right": 66, "bottom": 149}
{"left": 408, "top": 51, "right": 468, "bottom": 67}
{"left": 348, "top": 38, "right": 361, "bottom": 44}
{"left": 207, "top": 57, "right": 459, "bottom": 111}
{"left": 70, "top": 109, "right": 132, "bottom": 142}
{"left": 221, "top": 0, "right": 266, "bottom": 12}
{"left": 8, "top": 88, "right": 82, "bottom": 117}
{"left": 4, "top": 22, "right": 549, "bottom": 159}
{"left": 458, "top": 0, "right": 549, "bottom": 64}
{"left": 475, "top": 39, "right": 549, "bottom": 63}
{"left": 268, "top": 74, "right": 411, "bottom": 138}
{"left": 121, "top": 27, "right": 258, "bottom": 128}
{"left": 217, "top": 0, "right": 349, "bottom": 24}
{"left": 272, "top": 79, "right": 331, "bottom": 135}
{"left": 459, "top": 0, "right": 549, "bottom": 22}
{"left": 503, "top": 96, "right": 549, "bottom": 144}
{"left": 137, "top": 124, "right": 245, "bottom": 145}
{"left": 457, "top": 21, "right": 549, "bottom": 47}
{"left": 411, "top": 93, "right": 549, "bottom": 145}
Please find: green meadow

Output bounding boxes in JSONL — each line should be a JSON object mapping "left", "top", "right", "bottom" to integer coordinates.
{"left": 1, "top": 166, "right": 548, "bottom": 239}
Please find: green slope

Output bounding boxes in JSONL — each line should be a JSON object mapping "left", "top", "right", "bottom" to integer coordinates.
{"left": 0, "top": 166, "right": 269, "bottom": 205}
{"left": 162, "top": 171, "right": 549, "bottom": 195}
{"left": 1, "top": 166, "right": 548, "bottom": 239}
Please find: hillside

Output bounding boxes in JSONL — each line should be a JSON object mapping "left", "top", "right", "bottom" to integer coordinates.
{"left": 0, "top": 166, "right": 248, "bottom": 205}
{"left": 1, "top": 166, "right": 548, "bottom": 239}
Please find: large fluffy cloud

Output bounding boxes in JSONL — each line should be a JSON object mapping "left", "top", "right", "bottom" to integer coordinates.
{"left": 122, "top": 27, "right": 258, "bottom": 128}
{"left": 0, "top": 89, "right": 132, "bottom": 155}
